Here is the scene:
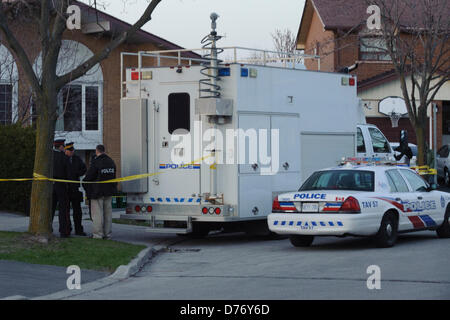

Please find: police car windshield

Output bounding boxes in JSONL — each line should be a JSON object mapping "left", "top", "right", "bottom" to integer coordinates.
{"left": 299, "top": 170, "right": 375, "bottom": 192}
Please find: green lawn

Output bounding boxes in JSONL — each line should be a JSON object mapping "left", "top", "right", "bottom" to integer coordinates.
{"left": 0, "top": 231, "right": 146, "bottom": 273}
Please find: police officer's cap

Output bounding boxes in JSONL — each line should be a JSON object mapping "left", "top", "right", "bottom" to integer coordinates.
{"left": 64, "top": 142, "right": 75, "bottom": 151}
{"left": 53, "top": 139, "right": 65, "bottom": 147}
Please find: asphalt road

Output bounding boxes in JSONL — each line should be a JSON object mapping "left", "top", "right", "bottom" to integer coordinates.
{"left": 70, "top": 229, "right": 450, "bottom": 300}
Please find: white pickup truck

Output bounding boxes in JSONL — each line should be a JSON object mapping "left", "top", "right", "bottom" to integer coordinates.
{"left": 356, "top": 124, "right": 394, "bottom": 160}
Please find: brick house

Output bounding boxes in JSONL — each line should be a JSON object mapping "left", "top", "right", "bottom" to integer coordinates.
{"left": 0, "top": 2, "right": 199, "bottom": 176}
{"left": 295, "top": 0, "right": 450, "bottom": 148}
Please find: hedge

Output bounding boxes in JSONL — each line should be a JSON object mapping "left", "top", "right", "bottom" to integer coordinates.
{"left": 0, "top": 124, "right": 36, "bottom": 214}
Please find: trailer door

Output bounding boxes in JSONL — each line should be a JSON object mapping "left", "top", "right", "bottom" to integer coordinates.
{"left": 151, "top": 85, "right": 201, "bottom": 204}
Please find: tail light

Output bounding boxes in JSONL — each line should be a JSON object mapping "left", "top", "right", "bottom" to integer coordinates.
{"left": 272, "top": 196, "right": 282, "bottom": 212}
{"left": 126, "top": 207, "right": 132, "bottom": 214}
{"left": 135, "top": 205, "right": 141, "bottom": 212}
{"left": 147, "top": 206, "right": 153, "bottom": 213}
{"left": 214, "top": 207, "right": 221, "bottom": 215}
{"left": 339, "top": 196, "right": 361, "bottom": 213}
{"left": 202, "top": 207, "right": 208, "bottom": 214}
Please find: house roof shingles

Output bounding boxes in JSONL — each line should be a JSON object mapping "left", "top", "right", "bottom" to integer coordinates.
{"left": 311, "top": 0, "right": 450, "bottom": 31}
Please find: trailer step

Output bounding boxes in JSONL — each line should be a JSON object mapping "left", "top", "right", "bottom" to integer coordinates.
{"left": 145, "top": 227, "right": 192, "bottom": 234}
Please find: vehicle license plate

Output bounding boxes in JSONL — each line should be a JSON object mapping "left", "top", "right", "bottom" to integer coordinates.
{"left": 302, "top": 203, "right": 319, "bottom": 212}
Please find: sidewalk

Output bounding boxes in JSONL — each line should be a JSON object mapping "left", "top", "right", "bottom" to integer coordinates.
{"left": 0, "top": 209, "right": 177, "bottom": 299}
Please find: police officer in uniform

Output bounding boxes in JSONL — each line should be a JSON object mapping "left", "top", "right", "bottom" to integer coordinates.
{"left": 394, "top": 130, "right": 413, "bottom": 166}
{"left": 52, "top": 139, "right": 71, "bottom": 238}
{"left": 83, "top": 145, "right": 117, "bottom": 239}
{"left": 64, "top": 142, "right": 87, "bottom": 236}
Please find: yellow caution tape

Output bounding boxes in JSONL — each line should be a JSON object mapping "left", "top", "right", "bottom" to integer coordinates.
{"left": 410, "top": 166, "right": 437, "bottom": 175}
{"left": 0, "top": 177, "right": 35, "bottom": 182}
{"left": 1, "top": 154, "right": 212, "bottom": 184}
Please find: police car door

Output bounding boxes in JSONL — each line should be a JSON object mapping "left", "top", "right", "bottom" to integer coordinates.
{"left": 398, "top": 169, "right": 439, "bottom": 229}
{"left": 152, "top": 84, "right": 201, "bottom": 205}
{"left": 385, "top": 169, "right": 417, "bottom": 231}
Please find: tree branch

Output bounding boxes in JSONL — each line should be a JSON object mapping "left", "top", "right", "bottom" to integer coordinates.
{"left": 0, "top": 2, "right": 42, "bottom": 98}
{"left": 56, "top": 0, "right": 162, "bottom": 89}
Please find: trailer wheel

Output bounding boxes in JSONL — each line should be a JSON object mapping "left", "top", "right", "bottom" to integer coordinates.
{"left": 436, "top": 206, "right": 450, "bottom": 238}
{"left": 289, "top": 235, "right": 314, "bottom": 247}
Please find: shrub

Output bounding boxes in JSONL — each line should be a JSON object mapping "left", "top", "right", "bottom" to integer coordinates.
{"left": 0, "top": 124, "right": 36, "bottom": 214}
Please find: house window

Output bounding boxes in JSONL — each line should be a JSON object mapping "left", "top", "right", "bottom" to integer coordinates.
{"left": 443, "top": 101, "right": 450, "bottom": 135}
{"left": 62, "top": 85, "right": 82, "bottom": 131}
{"left": 56, "top": 83, "right": 101, "bottom": 132}
{"left": 85, "top": 86, "right": 99, "bottom": 131}
{"left": 0, "top": 84, "right": 12, "bottom": 125}
{"left": 360, "top": 37, "right": 391, "bottom": 61}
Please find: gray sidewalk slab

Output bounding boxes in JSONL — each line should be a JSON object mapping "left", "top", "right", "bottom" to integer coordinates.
{"left": 0, "top": 260, "right": 108, "bottom": 299}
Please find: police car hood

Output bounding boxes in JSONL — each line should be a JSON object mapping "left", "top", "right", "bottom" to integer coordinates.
{"left": 278, "top": 190, "right": 359, "bottom": 202}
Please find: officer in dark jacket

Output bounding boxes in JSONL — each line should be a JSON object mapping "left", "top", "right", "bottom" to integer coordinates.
{"left": 83, "top": 145, "right": 117, "bottom": 239}
{"left": 83, "top": 153, "right": 98, "bottom": 220}
{"left": 51, "top": 139, "right": 71, "bottom": 238}
{"left": 394, "top": 130, "right": 413, "bottom": 165}
{"left": 64, "top": 142, "right": 87, "bottom": 236}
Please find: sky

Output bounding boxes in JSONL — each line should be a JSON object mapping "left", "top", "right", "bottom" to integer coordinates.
{"left": 84, "top": 0, "right": 306, "bottom": 51}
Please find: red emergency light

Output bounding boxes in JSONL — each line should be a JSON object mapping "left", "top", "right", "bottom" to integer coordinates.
{"left": 131, "top": 71, "right": 140, "bottom": 80}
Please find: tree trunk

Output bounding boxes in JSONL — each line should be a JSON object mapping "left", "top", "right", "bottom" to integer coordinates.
{"left": 415, "top": 122, "right": 426, "bottom": 166}
{"left": 28, "top": 95, "right": 56, "bottom": 236}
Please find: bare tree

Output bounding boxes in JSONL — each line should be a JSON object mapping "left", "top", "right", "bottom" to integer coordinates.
{"left": 0, "top": 0, "right": 162, "bottom": 238}
{"left": 365, "top": 0, "right": 450, "bottom": 165}
{"left": 271, "top": 28, "right": 303, "bottom": 63}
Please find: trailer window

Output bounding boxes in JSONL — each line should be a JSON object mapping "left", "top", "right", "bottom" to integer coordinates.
{"left": 168, "top": 93, "right": 190, "bottom": 134}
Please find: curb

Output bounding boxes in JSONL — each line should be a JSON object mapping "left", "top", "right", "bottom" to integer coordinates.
{"left": 110, "top": 247, "right": 153, "bottom": 280}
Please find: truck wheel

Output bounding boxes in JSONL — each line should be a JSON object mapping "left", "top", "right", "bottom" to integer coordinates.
{"left": 374, "top": 212, "right": 398, "bottom": 248}
{"left": 436, "top": 206, "right": 450, "bottom": 238}
{"left": 289, "top": 235, "right": 314, "bottom": 247}
{"left": 188, "top": 223, "right": 210, "bottom": 239}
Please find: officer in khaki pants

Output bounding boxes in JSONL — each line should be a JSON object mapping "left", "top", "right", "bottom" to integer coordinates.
{"left": 83, "top": 145, "right": 117, "bottom": 239}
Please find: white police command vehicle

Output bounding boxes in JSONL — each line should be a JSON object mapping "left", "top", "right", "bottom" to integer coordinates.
{"left": 118, "top": 14, "right": 393, "bottom": 236}
{"left": 268, "top": 159, "right": 450, "bottom": 247}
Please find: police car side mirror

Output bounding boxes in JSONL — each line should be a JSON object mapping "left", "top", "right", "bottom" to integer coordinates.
{"left": 426, "top": 183, "right": 437, "bottom": 192}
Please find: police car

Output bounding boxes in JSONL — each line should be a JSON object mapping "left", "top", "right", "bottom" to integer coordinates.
{"left": 268, "top": 159, "right": 450, "bottom": 248}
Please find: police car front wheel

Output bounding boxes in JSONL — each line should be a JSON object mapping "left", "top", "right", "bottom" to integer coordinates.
{"left": 289, "top": 235, "right": 314, "bottom": 247}
{"left": 436, "top": 206, "right": 450, "bottom": 238}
